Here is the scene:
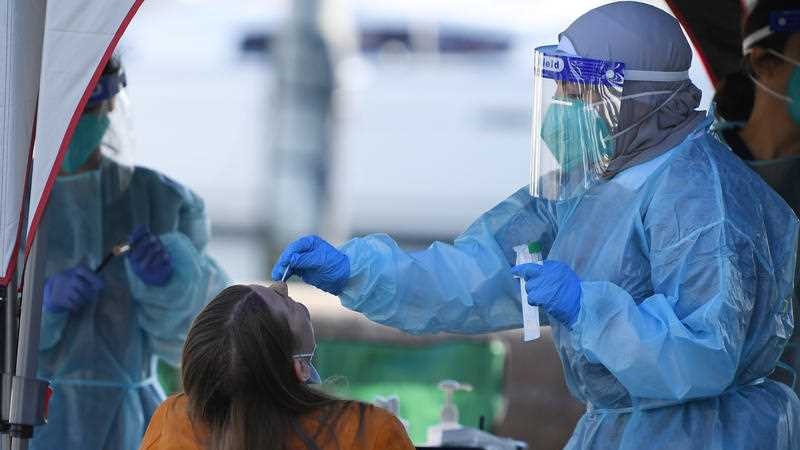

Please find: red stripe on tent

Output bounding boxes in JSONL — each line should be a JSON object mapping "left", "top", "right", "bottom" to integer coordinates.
{"left": 665, "top": 0, "right": 720, "bottom": 87}
{"left": 0, "top": 111, "right": 37, "bottom": 285}
{"left": 24, "top": 0, "right": 145, "bottom": 255}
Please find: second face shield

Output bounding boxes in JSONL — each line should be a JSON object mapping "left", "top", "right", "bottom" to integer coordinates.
{"left": 531, "top": 45, "right": 624, "bottom": 200}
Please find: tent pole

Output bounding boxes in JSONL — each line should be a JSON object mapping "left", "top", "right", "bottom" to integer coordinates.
{"left": 9, "top": 233, "right": 49, "bottom": 450}
{"left": 0, "top": 276, "right": 16, "bottom": 450}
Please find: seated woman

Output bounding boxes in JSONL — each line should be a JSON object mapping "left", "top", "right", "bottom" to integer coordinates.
{"left": 139, "top": 282, "right": 414, "bottom": 450}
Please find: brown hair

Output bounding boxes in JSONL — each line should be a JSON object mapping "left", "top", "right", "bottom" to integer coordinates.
{"left": 181, "top": 285, "right": 358, "bottom": 450}
{"left": 714, "top": 0, "right": 796, "bottom": 122}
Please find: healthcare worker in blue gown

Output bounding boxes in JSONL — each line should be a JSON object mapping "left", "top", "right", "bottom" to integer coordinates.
{"left": 712, "top": 0, "right": 800, "bottom": 396}
{"left": 273, "top": 2, "right": 800, "bottom": 449}
{"left": 32, "top": 56, "right": 228, "bottom": 450}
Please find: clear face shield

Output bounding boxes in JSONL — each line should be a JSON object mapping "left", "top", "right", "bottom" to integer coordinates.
{"left": 90, "top": 69, "right": 134, "bottom": 172}
{"left": 100, "top": 89, "right": 135, "bottom": 170}
{"left": 530, "top": 45, "right": 624, "bottom": 200}
{"left": 62, "top": 68, "right": 135, "bottom": 196}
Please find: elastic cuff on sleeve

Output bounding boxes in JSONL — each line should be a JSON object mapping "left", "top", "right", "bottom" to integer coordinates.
{"left": 338, "top": 238, "right": 368, "bottom": 306}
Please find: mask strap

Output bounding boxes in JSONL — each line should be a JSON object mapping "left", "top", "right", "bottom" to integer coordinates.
{"left": 602, "top": 83, "right": 688, "bottom": 143}
{"left": 748, "top": 73, "right": 793, "bottom": 103}
{"left": 292, "top": 353, "right": 316, "bottom": 384}
{"left": 744, "top": 49, "right": 798, "bottom": 104}
{"left": 765, "top": 48, "right": 800, "bottom": 67}
{"left": 587, "top": 90, "right": 674, "bottom": 109}
{"left": 619, "top": 90, "right": 674, "bottom": 101}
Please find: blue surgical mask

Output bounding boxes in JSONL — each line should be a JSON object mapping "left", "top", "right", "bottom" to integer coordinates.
{"left": 62, "top": 113, "right": 110, "bottom": 174}
{"left": 540, "top": 97, "right": 613, "bottom": 171}
{"left": 293, "top": 354, "right": 321, "bottom": 384}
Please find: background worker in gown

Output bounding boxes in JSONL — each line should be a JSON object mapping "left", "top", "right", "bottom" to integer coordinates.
{"left": 272, "top": 2, "right": 800, "bottom": 449}
{"left": 713, "top": 0, "right": 800, "bottom": 395}
{"left": 33, "top": 55, "right": 228, "bottom": 450}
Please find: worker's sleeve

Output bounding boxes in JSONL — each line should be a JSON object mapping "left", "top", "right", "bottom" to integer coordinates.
{"left": 129, "top": 193, "right": 229, "bottom": 365}
{"left": 39, "top": 311, "right": 70, "bottom": 351}
{"left": 572, "top": 185, "right": 798, "bottom": 400}
{"left": 339, "top": 186, "right": 559, "bottom": 334}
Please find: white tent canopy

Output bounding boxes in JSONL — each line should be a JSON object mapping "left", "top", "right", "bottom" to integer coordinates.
{"left": 0, "top": 0, "right": 143, "bottom": 445}
{"left": 0, "top": 0, "right": 44, "bottom": 285}
{"left": 1, "top": 0, "right": 142, "bottom": 282}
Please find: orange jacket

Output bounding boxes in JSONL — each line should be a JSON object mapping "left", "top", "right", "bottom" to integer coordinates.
{"left": 139, "top": 394, "right": 415, "bottom": 450}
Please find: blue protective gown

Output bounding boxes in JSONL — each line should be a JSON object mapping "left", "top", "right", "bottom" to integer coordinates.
{"left": 339, "top": 118, "right": 800, "bottom": 449}
{"left": 714, "top": 119, "right": 800, "bottom": 394}
{"left": 32, "top": 159, "right": 227, "bottom": 450}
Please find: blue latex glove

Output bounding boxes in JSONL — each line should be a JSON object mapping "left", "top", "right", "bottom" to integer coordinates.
{"left": 271, "top": 235, "right": 350, "bottom": 295}
{"left": 43, "top": 265, "right": 105, "bottom": 314}
{"left": 128, "top": 224, "right": 173, "bottom": 286}
{"left": 511, "top": 260, "right": 582, "bottom": 328}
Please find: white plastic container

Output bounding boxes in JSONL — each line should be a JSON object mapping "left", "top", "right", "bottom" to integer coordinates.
{"left": 425, "top": 380, "right": 472, "bottom": 445}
